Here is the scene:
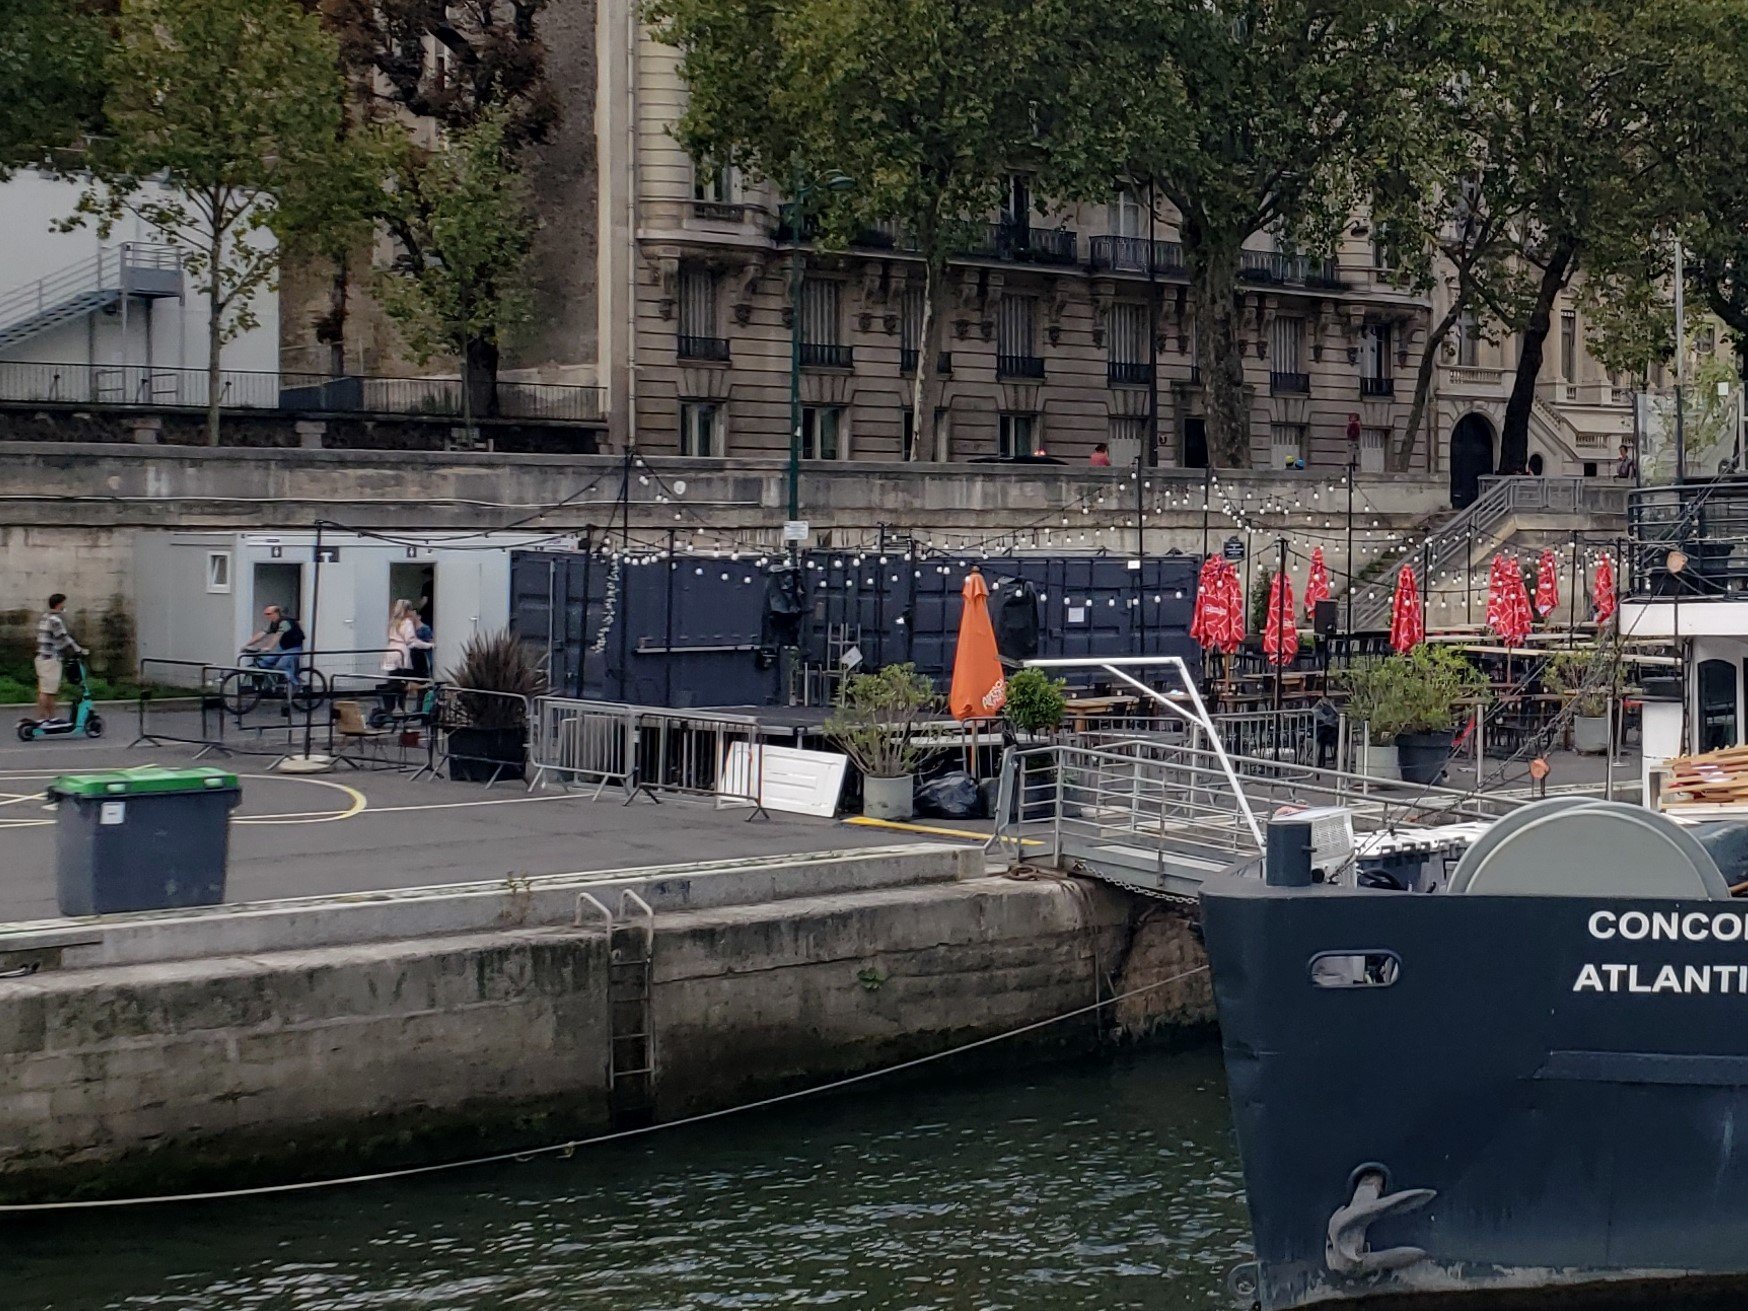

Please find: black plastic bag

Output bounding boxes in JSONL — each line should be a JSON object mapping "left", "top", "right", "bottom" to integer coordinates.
{"left": 913, "top": 770, "right": 985, "bottom": 820}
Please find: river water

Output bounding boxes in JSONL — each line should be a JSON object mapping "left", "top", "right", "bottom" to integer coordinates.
{"left": 12, "top": 1048, "right": 1253, "bottom": 1311}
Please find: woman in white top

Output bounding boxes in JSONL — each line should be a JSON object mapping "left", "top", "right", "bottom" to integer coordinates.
{"left": 380, "top": 599, "right": 432, "bottom": 710}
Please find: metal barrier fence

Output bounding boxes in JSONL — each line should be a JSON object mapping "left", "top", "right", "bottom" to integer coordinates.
{"left": 526, "top": 697, "right": 770, "bottom": 810}
{"left": 133, "top": 657, "right": 336, "bottom": 764}
{"left": 427, "top": 686, "right": 533, "bottom": 786}
{"left": 529, "top": 696, "right": 640, "bottom": 796}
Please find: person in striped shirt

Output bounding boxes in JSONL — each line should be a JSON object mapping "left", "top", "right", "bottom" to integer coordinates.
{"left": 35, "top": 594, "right": 87, "bottom": 723}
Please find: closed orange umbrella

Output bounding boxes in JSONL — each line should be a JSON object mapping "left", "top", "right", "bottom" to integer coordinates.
{"left": 949, "top": 567, "right": 1007, "bottom": 720}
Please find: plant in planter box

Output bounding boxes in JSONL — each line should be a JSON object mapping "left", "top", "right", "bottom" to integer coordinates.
{"left": 1545, "top": 641, "right": 1625, "bottom": 753}
{"left": 824, "top": 662, "right": 937, "bottom": 820}
{"left": 1004, "top": 667, "right": 1067, "bottom": 736}
{"left": 1388, "top": 646, "right": 1487, "bottom": 783}
{"left": 1332, "top": 657, "right": 1404, "bottom": 748}
{"left": 445, "top": 629, "right": 548, "bottom": 782}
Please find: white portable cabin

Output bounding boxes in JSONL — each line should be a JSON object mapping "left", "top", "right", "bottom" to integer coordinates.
{"left": 134, "top": 530, "right": 578, "bottom": 688}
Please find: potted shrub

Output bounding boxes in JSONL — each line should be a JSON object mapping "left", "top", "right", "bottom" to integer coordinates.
{"left": 1546, "top": 644, "right": 1624, "bottom": 755}
{"left": 824, "top": 662, "right": 937, "bottom": 820}
{"left": 1332, "top": 656, "right": 1403, "bottom": 780}
{"left": 1390, "top": 646, "right": 1487, "bottom": 784}
{"left": 445, "top": 630, "right": 547, "bottom": 782}
{"left": 1004, "top": 667, "right": 1067, "bottom": 737}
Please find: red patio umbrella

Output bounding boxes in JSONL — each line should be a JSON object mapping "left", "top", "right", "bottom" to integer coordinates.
{"left": 1190, "top": 556, "right": 1223, "bottom": 650}
{"left": 1262, "top": 571, "right": 1298, "bottom": 666}
{"left": 1219, "top": 561, "right": 1247, "bottom": 654}
{"left": 1533, "top": 548, "right": 1559, "bottom": 618}
{"left": 1593, "top": 555, "right": 1617, "bottom": 625}
{"left": 1491, "top": 553, "right": 1532, "bottom": 647}
{"left": 1484, "top": 554, "right": 1505, "bottom": 635}
{"left": 1389, "top": 565, "right": 1423, "bottom": 652}
{"left": 1303, "top": 546, "right": 1331, "bottom": 619}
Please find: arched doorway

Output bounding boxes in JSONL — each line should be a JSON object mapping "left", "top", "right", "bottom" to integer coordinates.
{"left": 1449, "top": 413, "right": 1495, "bottom": 508}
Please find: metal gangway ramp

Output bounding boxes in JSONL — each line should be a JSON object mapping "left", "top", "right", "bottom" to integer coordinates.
{"left": 987, "top": 657, "right": 1524, "bottom": 898}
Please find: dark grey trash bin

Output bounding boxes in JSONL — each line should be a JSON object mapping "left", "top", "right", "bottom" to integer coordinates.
{"left": 48, "top": 767, "right": 242, "bottom": 916}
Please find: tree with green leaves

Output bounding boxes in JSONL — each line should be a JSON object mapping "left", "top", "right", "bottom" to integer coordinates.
{"left": 650, "top": 0, "right": 1037, "bottom": 459}
{"left": 1041, "top": 0, "right": 1443, "bottom": 467}
{"left": 0, "top": 0, "right": 110, "bottom": 176}
{"left": 79, "top": 0, "right": 370, "bottom": 443}
{"left": 375, "top": 108, "right": 537, "bottom": 430}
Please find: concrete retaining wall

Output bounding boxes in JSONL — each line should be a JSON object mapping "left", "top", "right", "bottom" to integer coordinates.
{"left": 0, "top": 847, "right": 1211, "bottom": 1202}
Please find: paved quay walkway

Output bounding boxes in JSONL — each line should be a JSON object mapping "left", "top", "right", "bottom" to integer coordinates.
{"left": 0, "top": 731, "right": 924, "bottom": 924}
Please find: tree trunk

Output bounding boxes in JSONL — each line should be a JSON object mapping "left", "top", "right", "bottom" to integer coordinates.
{"left": 1499, "top": 240, "right": 1576, "bottom": 474}
{"left": 463, "top": 335, "right": 500, "bottom": 423}
{"left": 206, "top": 228, "right": 224, "bottom": 447}
{"left": 1185, "top": 220, "right": 1249, "bottom": 467}
{"left": 1393, "top": 298, "right": 1465, "bottom": 471}
{"left": 912, "top": 261, "right": 936, "bottom": 461}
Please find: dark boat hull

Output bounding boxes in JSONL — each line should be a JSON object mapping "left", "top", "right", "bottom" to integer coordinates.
{"left": 1199, "top": 875, "right": 1748, "bottom": 1309}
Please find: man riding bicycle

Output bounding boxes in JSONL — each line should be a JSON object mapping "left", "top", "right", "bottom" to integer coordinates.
{"left": 241, "top": 604, "right": 305, "bottom": 695}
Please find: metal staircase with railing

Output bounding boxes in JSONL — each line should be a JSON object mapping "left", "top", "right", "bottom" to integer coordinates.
{"left": 1343, "top": 476, "right": 1628, "bottom": 631}
{"left": 0, "top": 243, "right": 182, "bottom": 352}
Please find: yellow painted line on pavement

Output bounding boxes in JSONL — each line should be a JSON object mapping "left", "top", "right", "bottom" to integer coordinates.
{"left": 842, "top": 815, "right": 1042, "bottom": 846}
{"left": 232, "top": 775, "right": 367, "bottom": 825}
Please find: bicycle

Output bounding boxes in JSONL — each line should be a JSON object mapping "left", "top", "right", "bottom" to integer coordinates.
{"left": 220, "top": 650, "right": 327, "bottom": 719}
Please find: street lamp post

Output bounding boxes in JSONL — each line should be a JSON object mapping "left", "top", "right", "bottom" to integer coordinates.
{"left": 784, "top": 168, "right": 855, "bottom": 540}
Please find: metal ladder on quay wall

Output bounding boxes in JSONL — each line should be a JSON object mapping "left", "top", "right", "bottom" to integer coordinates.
{"left": 575, "top": 890, "right": 657, "bottom": 1128}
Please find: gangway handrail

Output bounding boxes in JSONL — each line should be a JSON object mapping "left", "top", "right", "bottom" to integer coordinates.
{"left": 1022, "top": 655, "right": 1264, "bottom": 847}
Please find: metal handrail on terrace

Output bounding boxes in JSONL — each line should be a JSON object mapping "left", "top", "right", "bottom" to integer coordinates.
{"left": 1626, "top": 477, "right": 1748, "bottom": 599}
{"left": 1238, "top": 250, "right": 1344, "bottom": 288}
{"left": 0, "top": 360, "right": 605, "bottom": 422}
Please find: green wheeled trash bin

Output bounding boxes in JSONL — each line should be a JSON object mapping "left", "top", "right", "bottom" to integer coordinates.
{"left": 48, "top": 767, "right": 242, "bottom": 916}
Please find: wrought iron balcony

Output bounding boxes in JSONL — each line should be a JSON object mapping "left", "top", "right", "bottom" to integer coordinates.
{"left": 1107, "top": 361, "right": 1155, "bottom": 387}
{"left": 1359, "top": 376, "right": 1395, "bottom": 398}
{"left": 1089, "top": 236, "right": 1185, "bottom": 275}
{"left": 800, "top": 343, "right": 854, "bottom": 369}
{"left": 899, "top": 349, "right": 953, "bottom": 375}
{"left": 998, "top": 353, "right": 1046, "bottom": 380}
{"left": 1239, "top": 251, "right": 1347, "bottom": 289}
{"left": 678, "top": 335, "right": 731, "bottom": 362}
{"left": 1270, "top": 371, "right": 1310, "bottom": 395}
{"left": 963, "top": 223, "right": 1078, "bottom": 266}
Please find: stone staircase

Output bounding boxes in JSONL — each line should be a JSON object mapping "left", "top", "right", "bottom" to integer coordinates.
{"left": 1342, "top": 476, "right": 1627, "bottom": 630}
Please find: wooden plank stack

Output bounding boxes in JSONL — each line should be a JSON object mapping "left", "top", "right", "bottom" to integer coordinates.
{"left": 1662, "top": 747, "right": 1748, "bottom": 807}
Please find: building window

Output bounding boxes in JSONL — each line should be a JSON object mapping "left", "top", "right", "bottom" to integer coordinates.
{"left": 800, "top": 280, "right": 851, "bottom": 368}
{"left": 1269, "top": 316, "right": 1307, "bottom": 393}
{"left": 1359, "top": 324, "right": 1393, "bottom": 396}
{"left": 1107, "top": 416, "right": 1147, "bottom": 467}
{"left": 206, "top": 551, "right": 232, "bottom": 594}
{"left": 1270, "top": 423, "right": 1307, "bottom": 468}
{"left": 1560, "top": 310, "right": 1577, "bottom": 381}
{"left": 1107, "top": 303, "right": 1150, "bottom": 386}
{"left": 1455, "top": 311, "right": 1479, "bottom": 367}
{"left": 1361, "top": 427, "right": 1388, "bottom": 474}
{"left": 692, "top": 159, "right": 738, "bottom": 204}
{"left": 1004, "top": 174, "right": 1031, "bottom": 227}
{"left": 677, "top": 266, "right": 728, "bottom": 361}
{"left": 679, "top": 401, "right": 722, "bottom": 457}
{"left": 1109, "top": 189, "right": 1145, "bottom": 239}
{"left": 900, "top": 286, "right": 924, "bottom": 375}
{"left": 998, "top": 413, "right": 1038, "bottom": 458}
{"left": 1697, "top": 324, "right": 1718, "bottom": 355}
{"left": 801, "top": 405, "right": 845, "bottom": 459}
{"left": 998, "top": 294, "right": 1042, "bottom": 378}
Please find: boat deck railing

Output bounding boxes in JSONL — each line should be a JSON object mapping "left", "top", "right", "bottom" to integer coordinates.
{"left": 989, "top": 738, "right": 1526, "bottom": 897}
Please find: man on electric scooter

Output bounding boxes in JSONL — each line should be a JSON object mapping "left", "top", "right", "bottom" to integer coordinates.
{"left": 35, "top": 594, "right": 88, "bottom": 724}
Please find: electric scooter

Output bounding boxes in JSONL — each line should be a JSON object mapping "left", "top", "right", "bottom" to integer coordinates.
{"left": 16, "top": 657, "right": 104, "bottom": 741}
